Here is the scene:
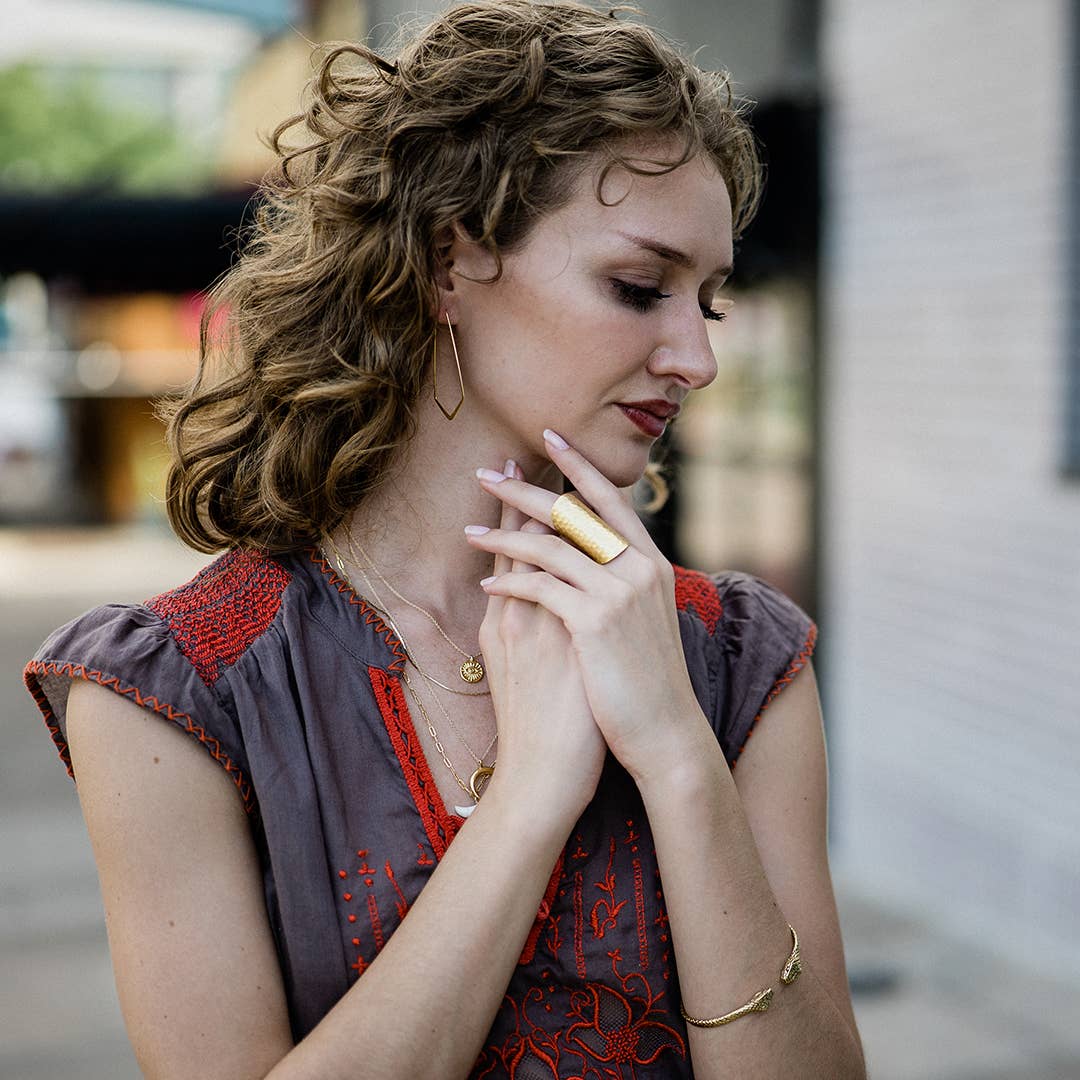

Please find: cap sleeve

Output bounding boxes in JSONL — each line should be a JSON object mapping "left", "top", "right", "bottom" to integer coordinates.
{"left": 23, "top": 602, "right": 254, "bottom": 814}
{"left": 710, "top": 571, "right": 818, "bottom": 766}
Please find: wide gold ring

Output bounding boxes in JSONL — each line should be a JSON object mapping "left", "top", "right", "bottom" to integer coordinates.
{"left": 550, "top": 492, "right": 629, "bottom": 564}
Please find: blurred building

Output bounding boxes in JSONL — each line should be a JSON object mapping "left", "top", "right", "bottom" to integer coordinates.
{"left": 0, "top": 0, "right": 362, "bottom": 525}
{"left": 821, "top": 0, "right": 1080, "bottom": 979}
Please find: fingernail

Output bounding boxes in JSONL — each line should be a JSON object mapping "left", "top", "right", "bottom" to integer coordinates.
{"left": 464, "top": 525, "right": 490, "bottom": 535}
{"left": 480, "top": 575, "right": 497, "bottom": 586}
{"left": 476, "top": 467, "right": 506, "bottom": 483}
{"left": 543, "top": 429, "right": 569, "bottom": 450}
{"left": 504, "top": 458, "right": 516, "bottom": 476}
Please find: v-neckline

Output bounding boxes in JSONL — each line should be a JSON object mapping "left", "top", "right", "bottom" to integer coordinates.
{"left": 307, "top": 547, "right": 469, "bottom": 837}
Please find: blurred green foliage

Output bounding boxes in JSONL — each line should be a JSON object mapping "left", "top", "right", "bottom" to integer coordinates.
{"left": 0, "top": 63, "right": 213, "bottom": 193}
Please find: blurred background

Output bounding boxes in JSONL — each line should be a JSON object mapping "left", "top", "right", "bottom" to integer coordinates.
{"left": 1, "top": 1, "right": 1078, "bottom": 1077}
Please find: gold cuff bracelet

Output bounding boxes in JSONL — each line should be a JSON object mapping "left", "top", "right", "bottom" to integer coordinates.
{"left": 680, "top": 925, "right": 801, "bottom": 1029}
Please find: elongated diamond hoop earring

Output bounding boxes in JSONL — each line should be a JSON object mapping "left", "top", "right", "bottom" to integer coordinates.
{"left": 433, "top": 315, "right": 465, "bottom": 420}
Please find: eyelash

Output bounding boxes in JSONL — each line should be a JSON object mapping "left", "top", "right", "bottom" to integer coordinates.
{"left": 611, "top": 280, "right": 727, "bottom": 322}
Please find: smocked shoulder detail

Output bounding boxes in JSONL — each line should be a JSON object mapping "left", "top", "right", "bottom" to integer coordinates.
{"left": 671, "top": 563, "right": 723, "bottom": 635}
{"left": 145, "top": 549, "right": 292, "bottom": 687}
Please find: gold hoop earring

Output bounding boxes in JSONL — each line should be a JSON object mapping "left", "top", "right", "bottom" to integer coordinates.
{"left": 433, "top": 315, "right": 465, "bottom": 420}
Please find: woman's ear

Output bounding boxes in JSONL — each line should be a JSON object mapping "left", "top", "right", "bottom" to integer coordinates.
{"left": 433, "top": 225, "right": 456, "bottom": 292}
{"left": 434, "top": 222, "right": 500, "bottom": 320}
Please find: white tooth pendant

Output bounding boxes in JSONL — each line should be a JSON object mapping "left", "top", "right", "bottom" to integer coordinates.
{"left": 454, "top": 802, "right": 478, "bottom": 818}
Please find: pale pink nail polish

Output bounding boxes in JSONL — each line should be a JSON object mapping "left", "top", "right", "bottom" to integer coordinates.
{"left": 543, "top": 429, "right": 569, "bottom": 450}
{"left": 476, "top": 467, "right": 506, "bottom": 483}
{"left": 480, "top": 575, "right": 497, "bottom": 586}
{"left": 464, "top": 525, "right": 490, "bottom": 535}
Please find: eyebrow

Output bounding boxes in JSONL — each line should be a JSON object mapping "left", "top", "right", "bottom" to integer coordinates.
{"left": 615, "top": 231, "right": 733, "bottom": 279}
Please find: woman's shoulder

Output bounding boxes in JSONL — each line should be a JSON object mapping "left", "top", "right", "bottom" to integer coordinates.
{"left": 670, "top": 562, "right": 813, "bottom": 643}
{"left": 28, "top": 547, "right": 300, "bottom": 686}
{"left": 23, "top": 548, "right": 310, "bottom": 813}
{"left": 669, "top": 562, "right": 818, "bottom": 766}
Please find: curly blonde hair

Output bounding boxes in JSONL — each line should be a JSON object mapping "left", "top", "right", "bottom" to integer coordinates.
{"left": 162, "top": 0, "right": 762, "bottom": 553}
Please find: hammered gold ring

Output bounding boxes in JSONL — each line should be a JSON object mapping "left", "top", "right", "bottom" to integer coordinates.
{"left": 550, "top": 492, "right": 629, "bottom": 564}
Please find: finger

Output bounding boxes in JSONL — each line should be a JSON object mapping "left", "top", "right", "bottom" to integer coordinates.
{"left": 485, "top": 459, "right": 526, "bottom": 622}
{"left": 479, "top": 569, "right": 583, "bottom": 629}
{"left": 541, "top": 428, "right": 656, "bottom": 550}
{"left": 466, "top": 526, "right": 610, "bottom": 592}
{"left": 511, "top": 516, "right": 545, "bottom": 575}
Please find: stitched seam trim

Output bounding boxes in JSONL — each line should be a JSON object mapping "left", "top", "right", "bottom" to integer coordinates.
{"left": 23, "top": 659, "right": 256, "bottom": 814}
{"left": 730, "top": 621, "right": 818, "bottom": 768}
{"left": 308, "top": 548, "right": 407, "bottom": 671}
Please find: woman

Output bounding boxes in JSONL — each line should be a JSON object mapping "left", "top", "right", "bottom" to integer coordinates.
{"left": 25, "top": 2, "right": 865, "bottom": 1077}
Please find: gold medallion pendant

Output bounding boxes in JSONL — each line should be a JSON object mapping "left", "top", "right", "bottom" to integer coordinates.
{"left": 460, "top": 656, "right": 485, "bottom": 683}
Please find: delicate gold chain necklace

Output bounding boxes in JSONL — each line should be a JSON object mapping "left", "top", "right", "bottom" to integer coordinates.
{"left": 323, "top": 538, "right": 497, "bottom": 811}
{"left": 326, "top": 534, "right": 489, "bottom": 697}
{"left": 347, "top": 532, "right": 486, "bottom": 685}
{"left": 347, "top": 552, "right": 497, "bottom": 767}
{"left": 398, "top": 667, "right": 491, "bottom": 814}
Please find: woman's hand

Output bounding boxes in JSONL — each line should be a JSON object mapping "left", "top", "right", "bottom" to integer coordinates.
{"left": 468, "top": 432, "right": 708, "bottom": 785}
{"left": 476, "top": 459, "right": 607, "bottom": 823}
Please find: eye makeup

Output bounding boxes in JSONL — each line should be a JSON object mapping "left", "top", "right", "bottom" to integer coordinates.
{"left": 610, "top": 279, "right": 728, "bottom": 321}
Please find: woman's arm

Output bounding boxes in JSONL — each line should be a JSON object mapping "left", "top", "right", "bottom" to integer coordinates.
{"left": 635, "top": 662, "right": 866, "bottom": 1080}
{"left": 67, "top": 677, "right": 577, "bottom": 1080}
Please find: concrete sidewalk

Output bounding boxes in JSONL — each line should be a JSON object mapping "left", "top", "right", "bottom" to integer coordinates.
{"left": 3, "top": 526, "right": 1079, "bottom": 1079}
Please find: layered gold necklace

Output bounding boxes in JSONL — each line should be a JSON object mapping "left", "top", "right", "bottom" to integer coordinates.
{"left": 324, "top": 534, "right": 496, "bottom": 817}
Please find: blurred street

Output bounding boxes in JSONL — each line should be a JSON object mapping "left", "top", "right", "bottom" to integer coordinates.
{"left": 3, "top": 528, "right": 1080, "bottom": 1080}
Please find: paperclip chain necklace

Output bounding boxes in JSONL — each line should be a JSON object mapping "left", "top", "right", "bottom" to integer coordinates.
{"left": 347, "top": 532, "right": 486, "bottom": 686}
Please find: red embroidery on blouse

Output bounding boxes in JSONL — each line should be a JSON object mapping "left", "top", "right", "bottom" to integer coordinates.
{"left": 369, "top": 666, "right": 462, "bottom": 859}
{"left": 519, "top": 854, "right": 565, "bottom": 965}
{"left": 570, "top": 872, "right": 587, "bottom": 984}
{"left": 671, "top": 564, "right": 722, "bottom": 635}
{"left": 145, "top": 549, "right": 291, "bottom": 687}
{"left": 565, "top": 950, "right": 686, "bottom": 1068}
{"left": 475, "top": 953, "right": 686, "bottom": 1077}
{"left": 385, "top": 860, "right": 409, "bottom": 921}
{"left": 23, "top": 660, "right": 255, "bottom": 814}
{"left": 730, "top": 620, "right": 818, "bottom": 767}
{"left": 632, "top": 859, "right": 648, "bottom": 972}
{"left": 590, "top": 836, "right": 627, "bottom": 940}
{"left": 572, "top": 871, "right": 586, "bottom": 979}
{"left": 543, "top": 909, "right": 564, "bottom": 965}
{"left": 367, "top": 893, "right": 385, "bottom": 951}
{"left": 309, "top": 548, "right": 407, "bottom": 671}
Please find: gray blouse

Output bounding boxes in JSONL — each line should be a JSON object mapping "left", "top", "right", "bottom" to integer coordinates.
{"left": 25, "top": 546, "right": 816, "bottom": 1079}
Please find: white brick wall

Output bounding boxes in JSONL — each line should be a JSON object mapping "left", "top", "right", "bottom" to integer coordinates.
{"left": 822, "top": 0, "right": 1080, "bottom": 976}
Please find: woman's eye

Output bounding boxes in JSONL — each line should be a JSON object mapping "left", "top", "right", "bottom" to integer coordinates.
{"left": 611, "top": 280, "right": 671, "bottom": 312}
{"left": 612, "top": 279, "right": 728, "bottom": 322}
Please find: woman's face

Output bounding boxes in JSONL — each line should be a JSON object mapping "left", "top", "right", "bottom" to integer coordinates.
{"left": 445, "top": 145, "right": 734, "bottom": 488}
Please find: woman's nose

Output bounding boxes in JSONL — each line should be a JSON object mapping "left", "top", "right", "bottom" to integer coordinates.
{"left": 646, "top": 318, "right": 718, "bottom": 390}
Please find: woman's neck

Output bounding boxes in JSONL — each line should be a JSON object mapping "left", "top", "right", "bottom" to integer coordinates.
{"left": 328, "top": 396, "right": 564, "bottom": 636}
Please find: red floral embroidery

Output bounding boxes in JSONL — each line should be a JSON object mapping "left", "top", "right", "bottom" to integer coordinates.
{"left": 475, "top": 951, "right": 686, "bottom": 1078}
{"left": 590, "top": 837, "right": 627, "bottom": 940}
{"left": 565, "top": 950, "right": 685, "bottom": 1069}
{"left": 671, "top": 564, "right": 722, "bottom": 635}
{"left": 145, "top": 548, "right": 291, "bottom": 686}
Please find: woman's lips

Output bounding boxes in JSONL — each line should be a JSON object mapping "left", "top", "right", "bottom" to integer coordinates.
{"left": 617, "top": 404, "right": 667, "bottom": 437}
